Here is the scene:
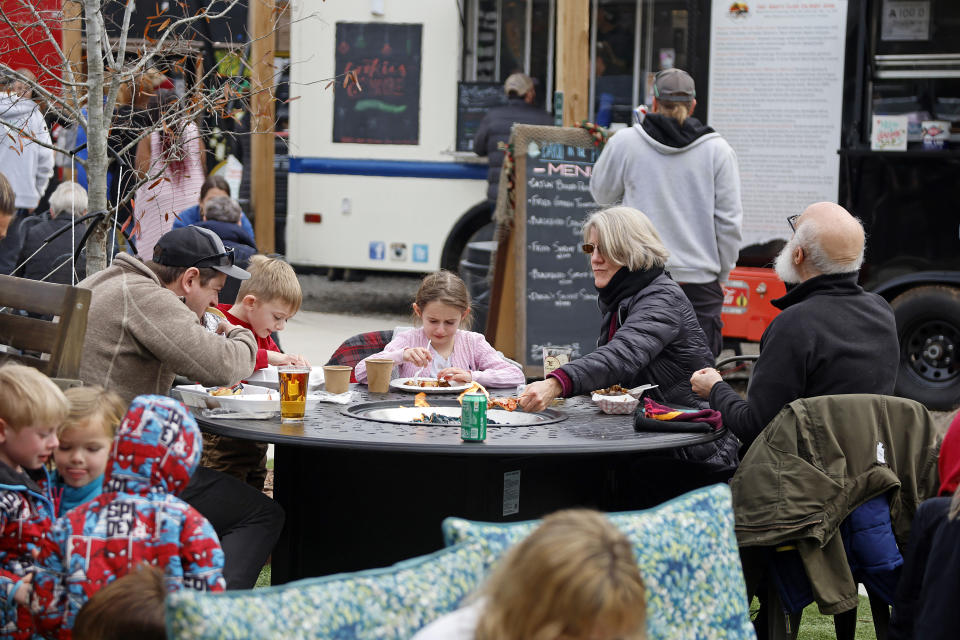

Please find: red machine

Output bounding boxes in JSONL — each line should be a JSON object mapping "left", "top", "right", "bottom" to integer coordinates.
{"left": 721, "top": 267, "right": 786, "bottom": 343}
{"left": 0, "top": 0, "right": 63, "bottom": 94}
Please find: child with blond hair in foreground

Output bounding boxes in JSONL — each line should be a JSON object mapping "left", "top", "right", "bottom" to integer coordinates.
{"left": 413, "top": 509, "right": 647, "bottom": 640}
{"left": 0, "top": 364, "right": 67, "bottom": 639}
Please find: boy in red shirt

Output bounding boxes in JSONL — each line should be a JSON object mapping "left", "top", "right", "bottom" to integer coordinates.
{"left": 207, "top": 255, "right": 307, "bottom": 488}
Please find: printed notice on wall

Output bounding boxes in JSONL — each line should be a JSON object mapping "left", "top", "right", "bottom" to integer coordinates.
{"left": 708, "top": 1, "right": 848, "bottom": 248}
{"left": 881, "top": 1, "right": 930, "bottom": 41}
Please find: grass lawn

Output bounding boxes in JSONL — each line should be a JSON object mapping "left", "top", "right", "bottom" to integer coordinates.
{"left": 255, "top": 564, "right": 271, "bottom": 588}
{"left": 754, "top": 596, "right": 880, "bottom": 640}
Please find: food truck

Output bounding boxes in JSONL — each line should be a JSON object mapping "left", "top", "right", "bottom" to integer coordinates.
{"left": 287, "top": 0, "right": 960, "bottom": 408}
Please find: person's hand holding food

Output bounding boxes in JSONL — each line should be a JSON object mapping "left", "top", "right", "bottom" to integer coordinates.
{"left": 690, "top": 367, "right": 722, "bottom": 399}
{"left": 403, "top": 347, "right": 432, "bottom": 368}
{"left": 437, "top": 367, "right": 472, "bottom": 384}
{"left": 519, "top": 378, "right": 562, "bottom": 413}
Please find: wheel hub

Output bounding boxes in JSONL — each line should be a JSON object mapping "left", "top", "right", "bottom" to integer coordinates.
{"left": 905, "top": 321, "right": 960, "bottom": 383}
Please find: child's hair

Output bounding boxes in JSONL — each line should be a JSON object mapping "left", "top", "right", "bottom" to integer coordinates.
{"left": 234, "top": 255, "right": 302, "bottom": 314}
{"left": 475, "top": 509, "right": 646, "bottom": 640}
{"left": 0, "top": 364, "right": 68, "bottom": 431}
{"left": 414, "top": 270, "right": 473, "bottom": 330}
{"left": 72, "top": 565, "right": 167, "bottom": 640}
{"left": 59, "top": 386, "right": 127, "bottom": 439}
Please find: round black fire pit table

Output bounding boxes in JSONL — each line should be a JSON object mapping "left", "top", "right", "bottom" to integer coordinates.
{"left": 190, "top": 385, "right": 725, "bottom": 583}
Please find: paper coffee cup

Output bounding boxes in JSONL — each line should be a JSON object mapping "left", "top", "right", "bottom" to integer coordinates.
{"left": 323, "top": 365, "right": 352, "bottom": 395}
{"left": 365, "top": 358, "right": 394, "bottom": 393}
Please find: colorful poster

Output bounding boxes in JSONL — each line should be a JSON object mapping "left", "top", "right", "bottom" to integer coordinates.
{"left": 871, "top": 115, "right": 909, "bottom": 151}
{"left": 708, "top": 1, "right": 848, "bottom": 247}
{"left": 333, "top": 23, "right": 422, "bottom": 145}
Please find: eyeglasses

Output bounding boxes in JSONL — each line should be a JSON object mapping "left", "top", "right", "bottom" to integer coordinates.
{"left": 581, "top": 243, "right": 601, "bottom": 255}
{"left": 787, "top": 214, "right": 800, "bottom": 232}
{"left": 189, "top": 246, "right": 235, "bottom": 269}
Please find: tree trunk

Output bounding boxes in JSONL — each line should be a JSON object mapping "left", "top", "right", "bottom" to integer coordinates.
{"left": 83, "top": 0, "right": 109, "bottom": 274}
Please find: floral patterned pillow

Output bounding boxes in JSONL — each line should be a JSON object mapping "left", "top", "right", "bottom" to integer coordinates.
{"left": 166, "top": 541, "right": 490, "bottom": 640}
{"left": 442, "top": 484, "right": 756, "bottom": 640}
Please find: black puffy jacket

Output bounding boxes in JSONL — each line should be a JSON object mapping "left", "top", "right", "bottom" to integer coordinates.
{"left": 473, "top": 97, "right": 553, "bottom": 201}
{"left": 560, "top": 273, "right": 713, "bottom": 405}
{"left": 558, "top": 272, "right": 740, "bottom": 467}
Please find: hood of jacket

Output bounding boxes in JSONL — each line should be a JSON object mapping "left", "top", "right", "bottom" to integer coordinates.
{"left": 635, "top": 113, "right": 719, "bottom": 154}
{"left": 104, "top": 395, "right": 201, "bottom": 497}
{"left": 0, "top": 92, "right": 41, "bottom": 130}
{"left": 195, "top": 220, "right": 257, "bottom": 249}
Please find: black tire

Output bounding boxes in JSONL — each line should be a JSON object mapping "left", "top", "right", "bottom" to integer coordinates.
{"left": 440, "top": 201, "right": 496, "bottom": 273}
{"left": 891, "top": 285, "right": 960, "bottom": 410}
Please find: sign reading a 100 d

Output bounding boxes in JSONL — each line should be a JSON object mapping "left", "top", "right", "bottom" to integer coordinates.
{"left": 524, "top": 141, "right": 599, "bottom": 366}
{"left": 333, "top": 22, "right": 422, "bottom": 145}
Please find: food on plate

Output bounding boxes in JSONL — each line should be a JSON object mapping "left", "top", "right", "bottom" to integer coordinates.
{"left": 488, "top": 397, "right": 519, "bottom": 412}
{"left": 457, "top": 381, "right": 489, "bottom": 403}
{"left": 592, "top": 384, "right": 630, "bottom": 396}
{"left": 414, "top": 392, "right": 430, "bottom": 408}
{"left": 412, "top": 412, "right": 500, "bottom": 425}
{"left": 403, "top": 378, "right": 452, "bottom": 388}
{"left": 210, "top": 383, "right": 244, "bottom": 396}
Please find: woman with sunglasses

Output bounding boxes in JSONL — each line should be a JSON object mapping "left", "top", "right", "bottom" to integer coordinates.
{"left": 519, "top": 206, "right": 739, "bottom": 469}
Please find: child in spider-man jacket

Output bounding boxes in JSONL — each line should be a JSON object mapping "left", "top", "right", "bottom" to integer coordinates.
{"left": 35, "top": 395, "right": 225, "bottom": 638}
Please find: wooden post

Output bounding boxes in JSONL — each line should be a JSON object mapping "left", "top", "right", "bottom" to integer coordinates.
{"left": 249, "top": 0, "right": 276, "bottom": 253}
{"left": 555, "top": 0, "right": 589, "bottom": 126}
{"left": 61, "top": 0, "right": 83, "bottom": 182}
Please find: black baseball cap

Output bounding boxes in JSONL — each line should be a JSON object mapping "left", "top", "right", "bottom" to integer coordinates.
{"left": 153, "top": 226, "right": 250, "bottom": 280}
{"left": 653, "top": 68, "right": 695, "bottom": 102}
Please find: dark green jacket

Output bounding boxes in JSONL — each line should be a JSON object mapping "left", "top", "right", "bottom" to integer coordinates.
{"left": 731, "top": 394, "right": 941, "bottom": 614}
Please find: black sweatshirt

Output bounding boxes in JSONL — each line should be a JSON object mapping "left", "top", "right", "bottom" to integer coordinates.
{"left": 710, "top": 272, "right": 899, "bottom": 446}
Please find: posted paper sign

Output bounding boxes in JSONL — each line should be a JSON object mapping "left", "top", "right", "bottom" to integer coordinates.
{"left": 708, "top": 0, "right": 848, "bottom": 247}
{"left": 881, "top": 1, "right": 930, "bottom": 41}
{"left": 871, "top": 115, "right": 908, "bottom": 151}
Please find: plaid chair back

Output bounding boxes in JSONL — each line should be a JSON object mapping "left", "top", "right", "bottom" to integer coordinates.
{"left": 326, "top": 330, "right": 394, "bottom": 382}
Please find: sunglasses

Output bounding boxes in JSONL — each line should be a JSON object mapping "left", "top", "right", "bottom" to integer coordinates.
{"left": 581, "top": 243, "right": 601, "bottom": 255}
{"left": 189, "top": 246, "right": 235, "bottom": 268}
{"left": 787, "top": 214, "right": 800, "bottom": 232}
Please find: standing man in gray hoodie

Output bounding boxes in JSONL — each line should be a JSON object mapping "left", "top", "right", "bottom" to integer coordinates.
{"left": 590, "top": 69, "right": 742, "bottom": 356}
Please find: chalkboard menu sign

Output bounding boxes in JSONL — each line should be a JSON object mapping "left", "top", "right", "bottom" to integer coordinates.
{"left": 456, "top": 82, "right": 507, "bottom": 152}
{"left": 487, "top": 125, "right": 601, "bottom": 377}
{"left": 333, "top": 23, "right": 422, "bottom": 145}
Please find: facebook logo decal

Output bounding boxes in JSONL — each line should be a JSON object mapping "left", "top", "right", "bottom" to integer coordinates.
{"left": 369, "top": 242, "right": 385, "bottom": 260}
{"left": 412, "top": 244, "right": 429, "bottom": 263}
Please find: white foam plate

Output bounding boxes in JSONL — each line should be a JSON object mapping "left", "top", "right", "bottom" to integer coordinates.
{"left": 244, "top": 365, "right": 325, "bottom": 391}
{"left": 388, "top": 378, "right": 473, "bottom": 394}
{"left": 173, "top": 384, "right": 322, "bottom": 413}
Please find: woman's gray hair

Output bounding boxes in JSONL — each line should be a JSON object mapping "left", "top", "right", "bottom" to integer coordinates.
{"left": 795, "top": 218, "right": 865, "bottom": 274}
{"left": 48, "top": 181, "right": 88, "bottom": 219}
{"left": 582, "top": 206, "right": 669, "bottom": 271}
{"left": 203, "top": 195, "right": 242, "bottom": 223}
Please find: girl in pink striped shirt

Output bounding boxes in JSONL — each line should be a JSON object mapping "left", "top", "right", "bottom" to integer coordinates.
{"left": 354, "top": 271, "right": 524, "bottom": 388}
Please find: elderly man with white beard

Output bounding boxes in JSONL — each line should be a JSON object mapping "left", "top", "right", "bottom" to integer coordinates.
{"left": 690, "top": 201, "right": 899, "bottom": 448}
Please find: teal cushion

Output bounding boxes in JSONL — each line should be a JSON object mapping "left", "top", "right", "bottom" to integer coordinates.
{"left": 443, "top": 484, "right": 755, "bottom": 640}
{"left": 166, "top": 541, "right": 489, "bottom": 640}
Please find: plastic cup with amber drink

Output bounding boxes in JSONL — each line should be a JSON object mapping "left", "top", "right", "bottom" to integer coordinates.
{"left": 279, "top": 366, "right": 311, "bottom": 422}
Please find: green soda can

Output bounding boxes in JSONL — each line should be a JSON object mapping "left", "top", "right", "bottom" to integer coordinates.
{"left": 460, "top": 393, "right": 488, "bottom": 442}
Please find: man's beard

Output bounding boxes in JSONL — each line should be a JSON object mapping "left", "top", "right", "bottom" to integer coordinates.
{"left": 774, "top": 237, "right": 803, "bottom": 284}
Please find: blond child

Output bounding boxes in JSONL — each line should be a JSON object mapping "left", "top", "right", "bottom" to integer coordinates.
{"left": 208, "top": 254, "right": 306, "bottom": 488}
{"left": 216, "top": 254, "right": 308, "bottom": 369}
{"left": 413, "top": 509, "right": 647, "bottom": 640}
{"left": 51, "top": 387, "right": 126, "bottom": 515}
{"left": 354, "top": 270, "right": 523, "bottom": 387}
{"left": 0, "top": 364, "right": 67, "bottom": 639}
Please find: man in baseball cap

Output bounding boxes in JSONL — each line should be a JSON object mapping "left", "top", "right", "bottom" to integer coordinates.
{"left": 154, "top": 225, "right": 251, "bottom": 282}
{"left": 77, "top": 224, "right": 284, "bottom": 593}
{"left": 78, "top": 224, "right": 257, "bottom": 401}
{"left": 653, "top": 68, "right": 696, "bottom": 102}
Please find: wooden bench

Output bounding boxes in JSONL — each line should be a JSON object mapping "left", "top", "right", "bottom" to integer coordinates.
{"left": 0, "top": 274, "right": 91, "bottom": 379}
